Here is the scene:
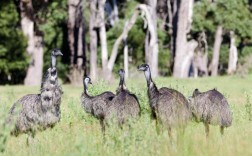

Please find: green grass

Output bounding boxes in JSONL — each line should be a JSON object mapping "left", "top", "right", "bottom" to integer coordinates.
{"left": 0, "top": 75, "right": 252, "bottom": 156}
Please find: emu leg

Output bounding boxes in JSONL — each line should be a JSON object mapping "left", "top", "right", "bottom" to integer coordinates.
{"left": 100, "top": 119, "right": 105, "bottom": 137}
{"left": 168, "top": 127, "right": 172, "bottom": 139}
{"left": 155, "top": 120, "right": 162, "bottom": 135}
{"left": 220, "top": 126, "right": 224, "bottom": 135}
{"left": 26, "top": 129, "right": 36, "bottom": 146}
{"left": 204, "top": 123, "right": 209, "bottom": 138}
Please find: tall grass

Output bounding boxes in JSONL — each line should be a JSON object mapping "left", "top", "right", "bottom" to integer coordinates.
{"left": 0, "top": 75, "right": 252, "bottom": 156}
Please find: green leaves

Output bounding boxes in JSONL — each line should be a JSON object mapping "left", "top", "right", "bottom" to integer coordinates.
{"left": 0, "top": 0, "right": 28, "bottom": 84}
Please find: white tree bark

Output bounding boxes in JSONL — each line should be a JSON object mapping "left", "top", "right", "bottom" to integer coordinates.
{"left": 123, "top": 39, "right": 129, "bottom": 79}
{"left": 98, "top": 0, "right": 109, "bottom": 74}
{"left": 67, "top": 0, "right": 77, "bottom": 65}
{"left": 112, "top": 0, "right": 119, "bottom": 24}
{"left": 67, "top": 0, "right": 86, "bottom": 85}
{"left": 193, "top": 31, "right": 208, "bottom": 77}
{"left": 107, "top": 11, "right": 139, "bottom": 75}
{"left": 107, "top": 4, "right": 158, "bottom": 78}
{"left": 145, "top": 1, "right": 159, "bottom": 77}
{"left": 90, "top": 0, "right": 98, "bottom": 80}
{"left": 20, "top": 0, "right": 43, "bottom": 86}
{"left": 227, "top": 31, "right": 238, "bottom": 74}
{"left": 173, "top": 0, "right": 196, "bottom": 78}
{"left": 210, "top": 25, "right": 223, "bottom": 76}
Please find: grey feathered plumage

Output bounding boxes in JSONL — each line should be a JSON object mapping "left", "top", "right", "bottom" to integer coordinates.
{"left": 105, "top": 69, "right": 141, "bottom": 125}
{"left": 7, "top": 49, "right": 63, "bottom": 136}
{"left": 81, "top": 76, "right": 115, "bottom": 132}
{"left": 188, "top": 88, "right": 232, "bottom": 136}
{"left": 138, "top": 64, "right": 191, "bottom": 135}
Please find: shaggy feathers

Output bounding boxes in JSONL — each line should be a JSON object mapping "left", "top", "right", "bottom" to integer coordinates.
{"left": 138, "top": 64, "right": 191, "bottom": 134}
{"left": 189, "top": 88, "right": 232, "bottom": 136}
{"left": 8, "top": 68, "right": 63, "bottom": 135}
{"left": 105, "top": 69, "right": 140, "bottom": 125}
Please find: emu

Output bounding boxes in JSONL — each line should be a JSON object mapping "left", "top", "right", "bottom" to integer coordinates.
{"left": 105, "top": 69, "right": 141, "bottom": 125}
{"left": 7, "top": 49, "right": 63, "bottom": 136}
{"left": 81, "top": 76, "right": 115, "bottom": 133}
{"left": 188, "top": 88, "right": 232, "bottom": 137}
{"left": 138, "top": 64, "right": 191, "bottom": 137}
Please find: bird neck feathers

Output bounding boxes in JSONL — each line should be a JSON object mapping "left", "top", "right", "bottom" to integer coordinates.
{"left": 144, "top": 68, "right": 152, "bottom": 87}
{"left": 51, "top": 55, "right": 56, "bottom": 68}
{"left": 84, "top": 81, "right": 89, "bottom": 94}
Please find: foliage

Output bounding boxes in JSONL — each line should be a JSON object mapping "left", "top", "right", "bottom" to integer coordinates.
{"left": 0, "top": 0, "right": 28, "bottom": 84}
{"left": 193, "top": 0, "right": 252, "bottom": 74}
{"left": 0, "top": 75, "right": 252, "bottom": 155}
{"left": 38, "top": 0, "right": 69, "bottom": 81}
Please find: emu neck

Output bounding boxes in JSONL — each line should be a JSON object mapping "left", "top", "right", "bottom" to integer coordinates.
{"left": 119, "top": 75, "right": 125, "bottom": 89}
{"left": 51, "top": 55, "right": 56, "bottom": 68}
{"left": 144, "top": 69, "right": 152, "bottom": 87}
{"left": 84, "top": 82, "right": 89, "bottom": 95}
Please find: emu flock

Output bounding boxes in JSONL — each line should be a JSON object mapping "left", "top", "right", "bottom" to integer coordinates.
{"left": 6, "top": 49, "right": 232, "bottom": 141}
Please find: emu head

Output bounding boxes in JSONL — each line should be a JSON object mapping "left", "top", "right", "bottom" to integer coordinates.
{"left": 84, "top": 76, "right": 92, "bottom": 86}
{"left": 51, "top": 49, "right": 63, "bottom": 68}
{"left": 137, "top": 63, "right": 149, "bottom": 72}
{"left": 137, "top": 64, "right": 151, "bottom": 86}
{"left": 51, "top": 48, "right": 63, "bottom": 57}
{"left": 83, "top": 76, "right": 92, "bottom": 93}
{"left": 188, "top": 88, "right": 201, "bottom": 121}
{"left": 118, "top": 69, "right": 125, "bottom": 79}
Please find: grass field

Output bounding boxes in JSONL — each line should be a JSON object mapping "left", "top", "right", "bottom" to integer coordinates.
{"left": 0, "top": 75, "right": 252, "bottom": 156}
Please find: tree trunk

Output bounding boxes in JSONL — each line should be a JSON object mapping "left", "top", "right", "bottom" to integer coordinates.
{"left": 192, "top": 31, "right": 208, "bottom": 77}
{"left": 210, "top": 25, "right": 223, "bottom": 76}
{"left": 173, "top": 0, "right": 196, "bottom": 78}
{"left": 20, "top": 0, "right": 43, "bottom": 86}
{"left": 112, "top": 0, "right": 119, "bottom": 25}
{"left": 107, "top": 4, "right": 158, "bottom": 78}
{"left": 227, "top": 31, "right": 238, "bottom": 74}
{"left": 146, "top": 0, "right": 159, "bottom": 78}
{"left": 89, "top": 0, "right": 98, "bottom": 80}
{"left": 67, "top": 0, "right": 86, "bottom": 85}
{"left": 123, "top": 39, "right": 129, "bottom": 79}
{"left": 107, "top": 10, "right": 139, "bottom": 79}
{"left": 98, "top": 0, "right": 109, "bottom": 75}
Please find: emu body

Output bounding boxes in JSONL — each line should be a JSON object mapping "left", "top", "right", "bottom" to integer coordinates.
{"left": 138, "top": 64, "right": 191, "bottom": 136}
{"left": 188, "top": 89, "right": 232, "bottom": 136}
{"left": 105, "top": 69, "right": 140, "bottom": 125}
{"left": 7, "top": 49, "right": 63, "bottom": 136}
{"left": 81, "top": 77, "right": 115, "bottom": 132}
{"left": 8, "top": 68, "right": 63, "bottom": 135}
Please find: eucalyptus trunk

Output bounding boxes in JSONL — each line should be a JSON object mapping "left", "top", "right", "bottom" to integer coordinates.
{"left": 210, "top": 25, "right": 223, "bottom": 76}
{"left": 173, "top": 0, "right": 196, "bottom": 78}
{"left": 89, "top": 0, "right": 98, "bottom": 80}
{"left": 227, "top": 31, "right": 238, "bottom": 74}
{"left": 20, "top": 0, "right": 43, "bottom": 86}
{"left": 67, "top": 0, "right": 86, "bottom": 85}
{"left": 98, "top": 0, "right": 109, "bottom": 75}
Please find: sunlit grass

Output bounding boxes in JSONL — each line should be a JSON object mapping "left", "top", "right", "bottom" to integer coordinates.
{"left": 0, "top": 74, "right": 252, "bottom": 155}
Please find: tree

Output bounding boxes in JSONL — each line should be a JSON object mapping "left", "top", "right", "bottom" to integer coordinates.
{"left": 107, "top": 4, "right": 159, "bottom": 79}
{"left": 89, "top": 0, "right": 98, "bottom": 80}
{"left": 98, "top": 0, "right": 109, "bottom": 75}
{"left": 0, "top": 0, "right": 28, "bottom": 84}
{"left": 227, "top": 31, "right": 238, "bottom": 74}
{"left": 210, "top": 25, "right": 223, "bottom": 76}
{"left": 145, "top": 0, "right": 159, "bottom": 78}
{"left": 19, "top": 0, "right": 44, "bottom": 86}
{"left": 67, "top": 0, "right": 86, "bottom": 85}
{"left": 173, "top": 0, "right": 197, "bottom": 78}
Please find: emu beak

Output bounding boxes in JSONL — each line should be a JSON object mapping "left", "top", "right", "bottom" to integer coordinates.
{"left": 58, "top": 51, "right": 63, "bottom": 56}
{"left": 137, "top": 65, "right": 145, "bottom": 71}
